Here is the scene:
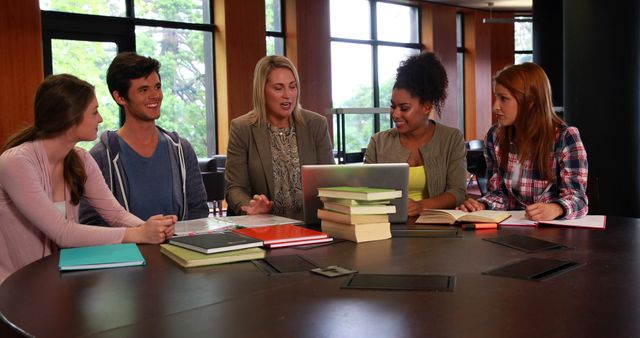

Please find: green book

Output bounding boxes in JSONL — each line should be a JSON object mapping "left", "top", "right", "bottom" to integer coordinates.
{"left": 59, "top": 243, "right": 145, "bottom": 271}
{"left": 160, "top": 244, "right": 266, "bottom": 268}
{"left": 317, "top": 186, "right": 402, "bottom": 201}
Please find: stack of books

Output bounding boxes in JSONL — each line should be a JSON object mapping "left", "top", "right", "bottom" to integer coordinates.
{"left": 316, "top": 187, "right": 402, "bottom": 243}
{"left": 161, "top": 232, "right": 266, "bottom": 268}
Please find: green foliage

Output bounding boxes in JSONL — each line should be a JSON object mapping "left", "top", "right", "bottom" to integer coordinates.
{"left": 51, "top": 39, "right": 120, "bottom": 151}
{"left": 334, "top": 77, "right": 395, "bottom": 153}
{"left": 47, "top": 0, "right": 214, "bottom": 157}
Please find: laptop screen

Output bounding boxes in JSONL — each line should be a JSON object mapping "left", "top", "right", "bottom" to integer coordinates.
{"left": 301, "top": 163, "right": 409, "bottom": 225}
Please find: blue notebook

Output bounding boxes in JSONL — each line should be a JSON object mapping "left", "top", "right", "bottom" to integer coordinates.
{"left": 59, "top": 243, "right": 146, "bottom": 271}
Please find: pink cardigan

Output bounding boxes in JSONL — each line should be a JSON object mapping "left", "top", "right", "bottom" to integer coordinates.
{"left": 0, "top": 140, "right": 143, "bottom": 283}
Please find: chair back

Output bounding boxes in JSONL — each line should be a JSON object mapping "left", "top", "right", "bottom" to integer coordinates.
{"left": 201, "top": 171, "right": 226, "bottom": 215}
{"left": 467, "top": 139, "right": 485, "bottom": 150}
{"left": 586, "top": 174, "right": 600, "bottom": 214}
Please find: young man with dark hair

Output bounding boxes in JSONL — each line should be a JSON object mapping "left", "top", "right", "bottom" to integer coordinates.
{"left": 80, "top": 52, "right": 208, "bottom": 225}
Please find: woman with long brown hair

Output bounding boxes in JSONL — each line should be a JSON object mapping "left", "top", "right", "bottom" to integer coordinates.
{"left": 0, "top": 74, "right": 176, "bottom": 282}
{"left": 459, "top": 63, "right": 588, "bottom": 220}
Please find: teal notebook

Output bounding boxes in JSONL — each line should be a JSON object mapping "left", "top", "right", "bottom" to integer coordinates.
{"left": 59, "top": 243, "right": 146, "bottom": 271}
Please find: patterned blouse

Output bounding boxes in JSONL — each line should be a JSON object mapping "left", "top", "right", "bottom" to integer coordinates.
{"left": 477, "top": 124, "right": 589, "bottom": 219}
{"left": 268, "top": 123, "right": 302, "bottom": 216}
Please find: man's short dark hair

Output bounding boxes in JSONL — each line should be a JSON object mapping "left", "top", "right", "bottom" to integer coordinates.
{"left": 106, "top": 52, "right": 161, "bottom": 103}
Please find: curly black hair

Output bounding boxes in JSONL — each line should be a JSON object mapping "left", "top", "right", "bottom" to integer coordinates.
{"left": 393, "top": 52, "right": 448, "bottom": 117}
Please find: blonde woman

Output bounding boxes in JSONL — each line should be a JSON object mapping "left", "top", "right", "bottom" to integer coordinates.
{"left": 225, "top": 56, "right": 334, "bottom": 219}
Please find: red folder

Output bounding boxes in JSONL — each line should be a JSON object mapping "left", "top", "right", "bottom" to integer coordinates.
{"left": 233, "top": 224, "right": 329, "bottom": 245}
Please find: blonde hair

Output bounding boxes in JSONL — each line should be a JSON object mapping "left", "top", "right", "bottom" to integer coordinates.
{"left": 250, "top": 55, "right": 303, "bottom": 125}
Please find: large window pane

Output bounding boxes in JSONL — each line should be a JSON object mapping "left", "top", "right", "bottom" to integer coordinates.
{"left": 266, "top": 0, "right": 282, "bottom": 32}
{"left": 40, "top": 0, "right": 125, "bottom": 17}
{"left": 343, "top": 114, "right": 374, "bottom": 153}
{"left": 377, "top": 47, "right": 419, "bottom": 131}
{"left": 266, "top": 36, "right": 284, "bottom": 56}
{"left": 136, "top": 26, "right": 215, "bottom": 157}
{"left": 376, "top": 3, "right": 419, "bottom": 43}
{"left": 51, "top": 39, "right": 119, "bottom": 150}
{"left": 331, "top": 42, "right": 373, "bottom": 153}
{"left": 134, "top": 0, "right": 210, "bottom": 24}
{"left": 377, "top": 46, "right": 419, "bottom": 107}
{"left": 515, "top": 53, "right": 533, "bottom": 64}
{"left": 331, "top": 42, "right": 373, "bottom": 108}
{"left": 515, "top": 17, "right": 532, "bottom": 51}
{"left": 330, "top": 0, "right": 370, "bottom": 40}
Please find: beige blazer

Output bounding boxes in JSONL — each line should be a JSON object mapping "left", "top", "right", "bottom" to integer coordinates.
{"left": 364, "top": 121, "right": 468, "bottom": 205}
{"left": 225, "top": 109, "right": 335, "bottom": 215}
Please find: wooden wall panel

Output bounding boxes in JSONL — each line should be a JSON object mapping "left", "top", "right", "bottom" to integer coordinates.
{"left": 287, "top": 0, "right": 332, "bottom": 128}
{"left": 214, "top": 0, "right": 266, "bottom": 154}
{"left": 0, "top": 0, "right": 44, "bottom": 145}
{"left": 428, "top": 4, "right": 460, "bottom": 130}
{"left": 463, "top": 11, "right": 494, "bottom": 141}
{"left": 490, "top": 12, "right": 516, "bottom": 127}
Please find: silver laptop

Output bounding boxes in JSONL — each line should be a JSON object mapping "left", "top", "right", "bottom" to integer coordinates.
{"left": 301, "top": 163, "right": 409, "bottom": 225}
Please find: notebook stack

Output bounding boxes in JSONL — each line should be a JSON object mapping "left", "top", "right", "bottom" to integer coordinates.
{"left": 316, "top": 186, "right": 402, "bottom": 243}
{"left": 161, "top": 232, "right": 266, "bottom": 268}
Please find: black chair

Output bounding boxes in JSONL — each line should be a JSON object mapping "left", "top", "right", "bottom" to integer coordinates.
{"left": 586, "top": 174, "right": 600, "bottom": 214}
{"left": 465, "top": 140, "right": 487, "bottom": 196}
{"left": 201, "top": 171, "right": 226, "bottom": 216}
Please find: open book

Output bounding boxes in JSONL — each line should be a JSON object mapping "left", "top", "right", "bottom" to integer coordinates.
{"left": 499, "top": 211, "right": 606, "bottom": 229}
{"left": 416, "top": 209, "right": 511, "bottom": 224}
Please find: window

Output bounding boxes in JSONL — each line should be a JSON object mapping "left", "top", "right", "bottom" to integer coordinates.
{"left": 266, "top": 0, "right": 284, "bottom": 55}
{"left": 514, "top": 16, "right": 533, "bottom": 64}
{"left": 456, "top": 12, "right": 465, "bottom": 134}
{"left": 40, "top": 0, "right": 216, "bottom": 157}
{"left": 330, "top": 0, "right": 421, "bottom": 155}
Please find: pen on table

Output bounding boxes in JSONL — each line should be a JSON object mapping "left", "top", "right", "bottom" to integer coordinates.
{"left": 462, "top": 223, "right": 498, "bottom": 230}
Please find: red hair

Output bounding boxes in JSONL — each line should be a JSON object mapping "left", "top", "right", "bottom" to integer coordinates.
{"left": 494, "top": 63, "right": 564, "bottom": 180}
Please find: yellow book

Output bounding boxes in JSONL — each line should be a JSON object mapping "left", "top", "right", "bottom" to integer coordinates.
{"left": 321, "top": 220, "right": 391, "bottom": 243}
{"left": 317, "top": 208, "right": 389, "bottom": 224}
{"left": 322, "top": 201, "right": 396, "bottom": 215}
{"left": 416, "top": 209, "right": 510, "bottom": 224}
{"left": 160, "top": 244, "right": 265, "bottom": 268}
{"left": 317, "top": 186, "right": 402, "bottom": 201}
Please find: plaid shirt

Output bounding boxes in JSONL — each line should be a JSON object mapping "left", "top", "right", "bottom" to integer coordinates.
{"left": 478, "top": 124, "right": 588, "bottom": 219}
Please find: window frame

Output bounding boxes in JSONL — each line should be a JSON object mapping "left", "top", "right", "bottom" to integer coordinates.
{"left": 40, "top": 4, "right": 218, "bottom": 155}
{"left": 330, "top": 0, "right": 423, "bottom": 159}
{"left": 265, "top": 0, "right": 285, "bottom": 55}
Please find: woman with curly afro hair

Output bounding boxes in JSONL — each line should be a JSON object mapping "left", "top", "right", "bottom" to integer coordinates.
{"left": 364, "top": 52, "right": 467, "bottom": 216}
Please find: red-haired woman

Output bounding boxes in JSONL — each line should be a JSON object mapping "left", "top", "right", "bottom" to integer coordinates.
{"left": 459, "top": 62, "right": 588, "bottom": 221}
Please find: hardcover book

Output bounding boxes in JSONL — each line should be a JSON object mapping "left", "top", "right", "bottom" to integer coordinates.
{"left": 233, "top": 224, "right": 328, "bottom": 245}
{"left": 317, "top": 186, "right": 402, "bottom": 201}
{"left": 321, "top": 220, "right": 391, "bottom": 243}
{"left": 169, "top": 232, "right": 263, "bottom": 254}
{"left": 59, "top": 243, "right": 145, "bottom": 271}
{"left": 319, "top": 196, "right": 392, "bottom": 206}
{"left": 317, "top": 208, "right": 389, "bottom": 224}
{"left": 160, "top": 244, "right": 265, "bottom": 268}
{"left": 322, "top": 201, "right": 396, "bottom": 215}
{"left": 416, "top": 209, "right": 510, "bottom": 224}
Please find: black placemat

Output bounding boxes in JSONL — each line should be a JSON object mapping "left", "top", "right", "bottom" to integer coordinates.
{"left": 483, "top": 257, "right": 582, "bottom": 281}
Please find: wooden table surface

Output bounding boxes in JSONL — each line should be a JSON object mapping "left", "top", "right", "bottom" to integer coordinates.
{"left": 1, "top": 216, "right": 638, "bottom": 338}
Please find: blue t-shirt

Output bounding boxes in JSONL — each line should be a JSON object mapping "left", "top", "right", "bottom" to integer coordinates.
{"left": 117, "top": 132, "right": 176, "bottom": 220}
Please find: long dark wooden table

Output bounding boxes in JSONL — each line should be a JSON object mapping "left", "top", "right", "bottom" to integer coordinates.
{"left": 1, "top": 216, "right": 638, "bottom": 338}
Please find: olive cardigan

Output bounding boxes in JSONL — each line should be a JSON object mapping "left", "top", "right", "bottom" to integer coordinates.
{"left": 364, "top": 121, "right": 467, "bottom": 205}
